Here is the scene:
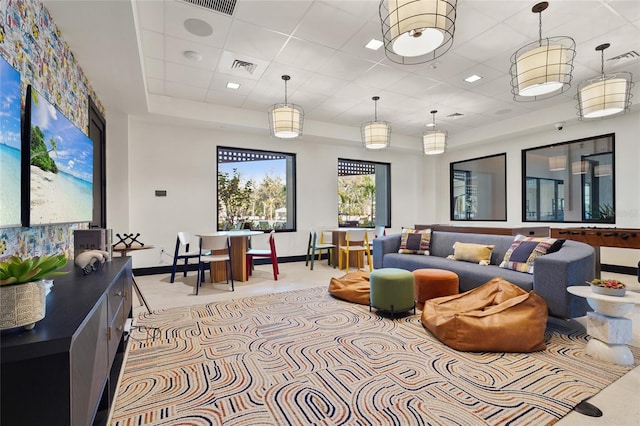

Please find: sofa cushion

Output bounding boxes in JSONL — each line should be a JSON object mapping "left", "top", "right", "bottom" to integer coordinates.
{"left": 499, "top": 235, "right": 562, "bottom": 274}
{"left": 398, "top": 228, "right": 431, "bottom": 255}
{"left": 448, "top": 242, "right": 494, "bottom": 264}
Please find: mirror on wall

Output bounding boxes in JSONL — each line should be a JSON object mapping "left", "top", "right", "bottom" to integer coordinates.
{"left": 450, "top": 153, "right": 507, "bottom": 221}
{"left": 522, "top": 133, "right": 615, "bottom": 223}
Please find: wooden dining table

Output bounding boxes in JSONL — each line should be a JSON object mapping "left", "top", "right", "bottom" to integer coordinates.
{"left": 196, "top": 230, "right": 264, "bottom": 282}
{"left": 331, "top": 228, "right": 372, "bottom": 270}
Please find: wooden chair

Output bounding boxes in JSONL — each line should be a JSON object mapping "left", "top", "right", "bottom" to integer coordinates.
{"left": 246, "top": 230, "right": 279, "bottom": 280}
{"left": 306, "top": 230, "right": 336, "bottom": 270}
{"left": 196, "top": 235, "right": 233, "bottom": 294}
{"left": 339, "top": 229, "right": 372, "bottom": 273}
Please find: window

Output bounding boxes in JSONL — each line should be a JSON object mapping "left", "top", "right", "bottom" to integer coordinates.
{"left": 337, "top": 159, "right": 390, "bottom": 228}
{"left": 450, "top": 153, "right": 507, "bottom": 221}
{"left": 217, "top": 147, "right": 296, "bottom": 231}
{"left": 522, "top": 134, "right": 614, "bottom": 223}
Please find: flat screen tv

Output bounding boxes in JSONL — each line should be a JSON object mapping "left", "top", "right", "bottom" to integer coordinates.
{"left": 0, "top": 55, "right": 22, "bottom": 228}
{"left": 22, "top": 85, "right": 93, "bottom": 226}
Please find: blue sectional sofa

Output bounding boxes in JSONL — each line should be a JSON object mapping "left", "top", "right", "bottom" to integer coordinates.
{"left": 373, "top": 230, "right": 595, "bottom": 319}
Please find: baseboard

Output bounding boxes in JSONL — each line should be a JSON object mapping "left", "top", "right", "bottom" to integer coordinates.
{"left": 133, "top": 255, "right": 310, "bottom": 276}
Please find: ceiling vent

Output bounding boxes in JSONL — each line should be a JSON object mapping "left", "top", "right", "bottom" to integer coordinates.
{"left": 231, "top": 59, "right": 257, "bottom": 75}
{"left": 608, "top": 50, "right": 640, "bottom": 62}
{"left": 218, "top": 51, "right": 268, "bottom": 80}
{"left": 180, "top": 0, "right": 237, "bottom": 16}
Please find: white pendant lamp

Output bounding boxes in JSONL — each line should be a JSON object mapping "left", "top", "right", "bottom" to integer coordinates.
{"left": 361, "top": 96, "right": 391, "bottom": 150}
{"left": 268, "top": 75, "right": 304, "bottom": 139}
{"left": 548, "top": 155, "right": 566, "bottom": 171}
{"left": 422, "top": 110, "right": 447, "bottom": 155}
{"left": 380, "top": 0, "right": 457, "bottom": 65}
{"left": 576, "top": 43, "right": 634, "bottom": 119}
{"left": 509, "top": 2, "right": 575, "bottom": 101}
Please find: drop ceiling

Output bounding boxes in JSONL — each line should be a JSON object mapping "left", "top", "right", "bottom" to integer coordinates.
{"left": 45, "top": 0, "right": 640, "bottom": 146}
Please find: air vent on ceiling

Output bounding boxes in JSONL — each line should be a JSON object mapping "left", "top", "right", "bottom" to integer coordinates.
{"left": 447, "top": 112, "right": 464, "bottom": 118}
{"left": 608, "top": 50, "right": 640, "bottom": 62}
{"left": 231, "top": 59, "right": 257, "bottom": 75}
{"left": 180, "top": 0, "right": 237, "bottom": 16}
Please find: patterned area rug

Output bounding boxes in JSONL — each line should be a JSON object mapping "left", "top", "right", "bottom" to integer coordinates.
{"left": 111, "top": 286, "right": 639, "bottom": 426}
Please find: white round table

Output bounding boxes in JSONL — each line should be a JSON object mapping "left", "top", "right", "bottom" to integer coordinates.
{"left": 567, "top": 286, "right": 640, "bottom": 365}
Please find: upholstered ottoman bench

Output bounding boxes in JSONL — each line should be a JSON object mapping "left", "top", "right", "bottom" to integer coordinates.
{"left": 413, "top": 268, "right": 459, "bottom": 310}
{"left": 369, "top": 268, "right": 415, "bottom": 318}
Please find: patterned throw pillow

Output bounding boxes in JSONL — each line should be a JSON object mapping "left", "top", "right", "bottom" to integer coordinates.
{"left": 398, "top": 228, "right": 431, "bottom": 255}
{"left": 449, "top": 242, "right": 495, "bottom": 265}
{"left": 500, "top": 235, "right": 563, "bottom": 274}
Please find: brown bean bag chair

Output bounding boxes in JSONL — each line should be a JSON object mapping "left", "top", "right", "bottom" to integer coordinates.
{"left": 421, "top": 277, "right": 548, "bottom": 352}
{"left": 329, "top": 270, "right": 370, "bottom": 305}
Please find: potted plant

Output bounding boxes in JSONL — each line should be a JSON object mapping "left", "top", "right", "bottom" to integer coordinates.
{"left": 588, "top": 278, "right": 626, "bottom": 297}
{"left": 0, "top": 254, "right": 68, "bottom": 330}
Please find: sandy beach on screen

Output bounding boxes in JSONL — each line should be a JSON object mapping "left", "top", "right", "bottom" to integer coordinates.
{"left": 30, "top": 165, "right": 66, "bottom": 224}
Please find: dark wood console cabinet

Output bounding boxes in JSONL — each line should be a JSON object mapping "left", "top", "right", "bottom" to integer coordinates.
{"left": 1, "top": 257, "right": 133, "bottom": 426}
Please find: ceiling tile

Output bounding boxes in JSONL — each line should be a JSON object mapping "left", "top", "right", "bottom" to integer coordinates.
{"left": 233, "top": 0, "right": 313, "bottom": 34}
{"left": 293, "top": 2, "right": 368, "bottom": 50}
{"left": 224, "top": 20, "right": 289, "bottom": 61}
{"left": 141, "top": 29, "right": 165, "bottom": 60}
{"left": 165, "top": 62, "right": 214, "bottom": 88}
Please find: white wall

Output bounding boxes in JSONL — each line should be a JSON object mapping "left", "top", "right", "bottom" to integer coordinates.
{"left": 106, "top": 107, "right": 639, "bottom": 269}
{"left": 116, "top": 117, "right": 424, "bottom": 267}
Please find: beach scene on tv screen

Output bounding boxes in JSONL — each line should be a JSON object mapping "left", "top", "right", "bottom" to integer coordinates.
{"left": 29, "top": 88, "right": 93, "bottom": 225}
{"left": 0, "top": 56, "right": 22, "bottom": 227}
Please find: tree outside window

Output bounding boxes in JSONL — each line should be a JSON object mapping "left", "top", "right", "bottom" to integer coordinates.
{"left": 338, "top": 159, "right": 390, "bottom": 228}
{"left": 217, "top": 147, "right": 296, "bottom": 231}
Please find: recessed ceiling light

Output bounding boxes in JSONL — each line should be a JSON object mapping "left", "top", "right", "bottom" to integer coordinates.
{"left": 365, "top": 39, "right": 383, "bottom": 50}
{"left": 183, "top": 50, "right": 203, "bottom": 62}
{"left": 226, "top": 82, "right": 240, "bottom": 90}
{"left": 464, "top": 74, "right": 482, "bottom": 83}
{"left": 425, "top": 123, "right": 435, "bottom": 127}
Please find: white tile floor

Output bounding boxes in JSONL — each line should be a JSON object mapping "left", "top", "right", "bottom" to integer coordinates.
{"left": 132, "top": 263, "right": 640, "bottom": 426}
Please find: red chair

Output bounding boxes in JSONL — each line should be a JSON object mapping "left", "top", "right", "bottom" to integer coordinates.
{"left": 245, "top": 230, "right": 279, "bottom": 280}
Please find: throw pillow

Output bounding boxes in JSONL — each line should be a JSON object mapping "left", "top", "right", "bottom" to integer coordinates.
{"left": 450, "top": 242, "right": 494, "bottom": 264}
{"left": 398, "top": 228, "right": 431, "bottom": 255}
{"left": 499, "top": 235, "right": 562, "bottom": 274}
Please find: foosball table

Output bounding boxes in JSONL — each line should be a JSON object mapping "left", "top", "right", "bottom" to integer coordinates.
{"left": 550, "top": 227, "right": 640, "bottom": 278}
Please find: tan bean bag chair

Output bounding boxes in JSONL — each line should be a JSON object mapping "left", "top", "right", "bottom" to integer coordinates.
{"left": 328, "top": 270, "right": 370, "bottom": 305}
{"left": 421, "top": 277, "right": 548, "bottom": 352}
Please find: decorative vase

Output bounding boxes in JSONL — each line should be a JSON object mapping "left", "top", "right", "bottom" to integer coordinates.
{"left": 0, "top": 280, "right": 47, "bottom": 330}
{"left": 591, "top": 285, "right": 626, "bottom": 297}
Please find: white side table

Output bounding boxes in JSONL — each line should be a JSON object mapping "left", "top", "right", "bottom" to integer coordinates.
{"left": 567, "top": 286, "right": 640, "bottom": 365}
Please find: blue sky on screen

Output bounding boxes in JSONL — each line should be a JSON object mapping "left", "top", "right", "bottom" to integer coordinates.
{"left": 31, "top": 89, "right": 93, "bottom": 183}
{"left": 0, "top": 57, "right": 21, "bottom": 150}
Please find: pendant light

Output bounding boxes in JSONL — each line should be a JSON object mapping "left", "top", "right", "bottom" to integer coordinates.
{"left": 268, "top": 75, "right": 304, "bottom": 139}
{"left": 576, "top": 43, "right": 634, "bottom": 119}
{"left": 380, "top": 0, "right": 457, "bottom": 65}
{"left": 361, "top": 96, "right": 391, "bottom": 150}
{"left": 509, "top": 2, "right": 575, "bottom": 101}
{"left": 422, "top": 110, "right": 446, "bottom": 155}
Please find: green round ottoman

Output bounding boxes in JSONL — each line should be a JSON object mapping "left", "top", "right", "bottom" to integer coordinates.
{"left": 369, "top": 268, "right": 416, "bottom": 318}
